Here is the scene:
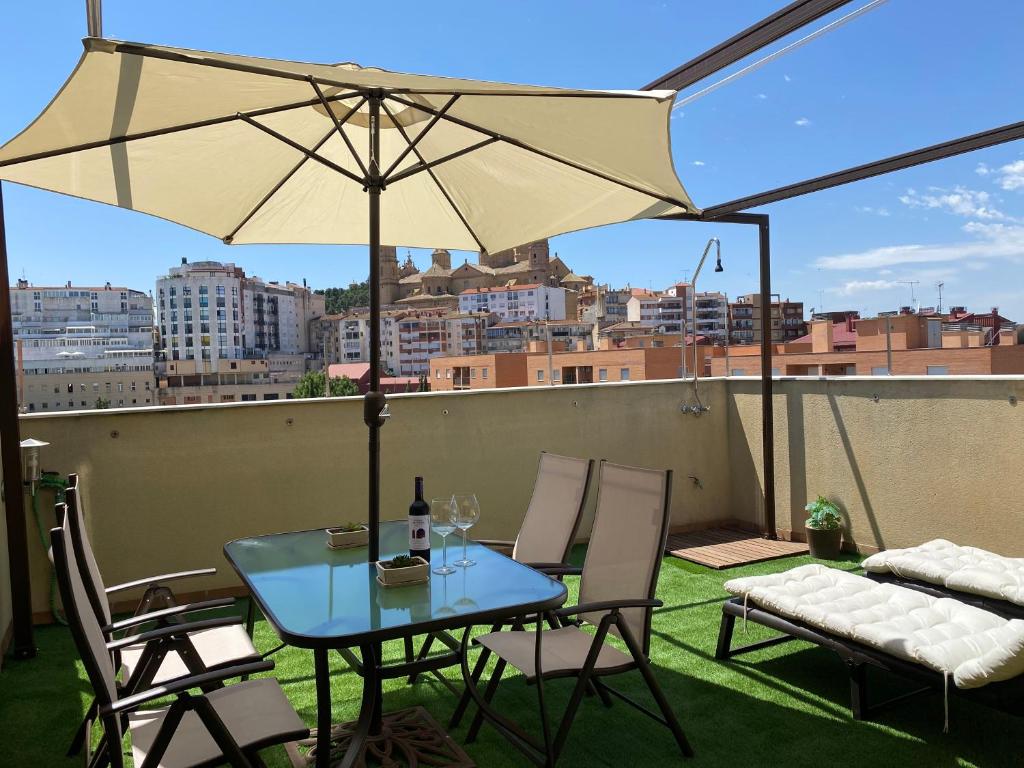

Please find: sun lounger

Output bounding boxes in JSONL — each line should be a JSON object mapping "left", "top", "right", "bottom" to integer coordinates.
{"left": 716, "top": 564, "right": 1024, "bottom": 729}
{"left": 862, "top": 539, "right": 1024, "bottom": 619}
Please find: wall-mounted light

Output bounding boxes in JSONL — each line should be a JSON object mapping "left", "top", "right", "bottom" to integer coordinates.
{"left": 20, "top": 438, "right": 49, "bottom": 493}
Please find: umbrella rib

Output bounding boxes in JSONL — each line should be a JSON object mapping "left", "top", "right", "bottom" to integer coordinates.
{"left": 380, "top": 100, "right": 487, "bottom": 252}
{"left": 385, "top": 138, "right": 499, "bottom": 186}
{"left": 380, "top": 95, "right": 460, "bottom": 180}
{"left": 308, "top": 79, "right": 368, "bottom": 178}
{"left": 388, "top": 94, "right": 693, "bottom": 212}
{"left": 0, "top": 91, "right": 362, "bottom": 170}
{"left": 236, "top": 113, "right": 366, "bottom": 187}
{"left": 225, "top": 95, "right": 368, "bottom": 244}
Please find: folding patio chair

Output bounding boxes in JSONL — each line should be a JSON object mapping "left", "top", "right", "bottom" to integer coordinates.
{"left": 51, "top": 515, "right": 308, "bottom": 768}
{"left": 453, "top": 461, "right": 693, "bottom": 766}
{"left": 408, "top": 452, "right": 593, "bottom": 688}
{"left": 63, "top": 482, "right": 260, "bottom": 755}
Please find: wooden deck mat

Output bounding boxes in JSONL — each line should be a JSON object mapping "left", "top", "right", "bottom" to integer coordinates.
{"left": 665, "top": 527, "right": 808, "bottom": 569}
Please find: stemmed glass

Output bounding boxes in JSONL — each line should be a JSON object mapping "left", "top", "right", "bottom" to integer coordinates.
{"left": 452, "top": 494, "right": 480, "bottom": 568}
{"left": 430, "top": 497, "right": 457, "bottom": 576}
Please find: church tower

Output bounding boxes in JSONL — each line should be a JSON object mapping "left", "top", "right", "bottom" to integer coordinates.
{"left": 379, "top": 245, "right": 400, "bottom": 304}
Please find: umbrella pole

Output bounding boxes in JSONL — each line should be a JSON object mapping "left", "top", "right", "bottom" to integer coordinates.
{"left": 365, "top": 91, "right": 385, "bottom": 564}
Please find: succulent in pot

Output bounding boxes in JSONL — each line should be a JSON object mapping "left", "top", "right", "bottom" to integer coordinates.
{"left": 376, "top": 554, "right": 429, "bottom": 586}
{"left": 804, "top": 496, "right": 843, "bottom": 560}
{"left": 326, "top": 522, "right": 369, "bottom": 549}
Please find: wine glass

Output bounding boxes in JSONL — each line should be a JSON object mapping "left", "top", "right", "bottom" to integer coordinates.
{"left": 452, "top": 493, "right": 480, "bottom": 568}
{"left": 430, "top": 497, "right": 457, "bottom": 576}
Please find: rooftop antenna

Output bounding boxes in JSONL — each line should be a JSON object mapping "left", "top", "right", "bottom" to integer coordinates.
{"left": 898, "top": 280, "right": 920, "bottom": 307}
{"left": 936, "top": 281, "right": 944, "bottom": 314}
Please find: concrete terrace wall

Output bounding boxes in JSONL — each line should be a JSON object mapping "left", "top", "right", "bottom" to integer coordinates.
{"left": 728, "top": 376, "right": 1024, "bottom": 554}
{"left": 19, "top": 379, "right": 732, "bottom": 619}
{"left": 0, "top": 493, "right": 11, "bottom": 664}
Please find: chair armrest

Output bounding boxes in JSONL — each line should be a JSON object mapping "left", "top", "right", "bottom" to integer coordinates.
{"left": 106, "top": 616, "right": 243, "bottom": 652}
{"left": 104, "top": 598, "right": 236, "bottom": 633}
{"left": 526, "top": 563, "right": 582, "bottom": 577}
{"left": 474, "top": 539, "right": 515, "bottom": 551}
{"left": 104, "top": 567, "right": 217, "bottom": 595}
{"left": 554, "top": 598, "right": 663, "bottom": 619}
{"left": 99, "top": 660, "right": 274, "bottom": 715}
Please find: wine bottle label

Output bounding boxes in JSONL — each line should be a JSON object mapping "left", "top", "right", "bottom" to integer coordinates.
{"left": 409, "top": 515, "right": 431, "bottom": 550}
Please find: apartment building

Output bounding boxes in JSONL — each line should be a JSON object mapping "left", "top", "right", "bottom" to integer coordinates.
{"left": 458, "top": 283, "right": 571, "bottom": 321}
{"left": 729, "top": 293, "right": 806, "bottom": 345}
{"left": 155, "top": 260, "right": 325, "bottom": 404}
{"left": 485, "top": 319, "right": 594, "bottom": 354}
{"left": 692, "top": 291, "right": 729, "bottom": 342}
{"left": 625, "top": 288, "right": 660, "bottom": 327}
{"left": 12, "top": 280, "right": 155, "bottom": 412}
{"left": 396, "top": 311, "right": 493, "bottom": 376}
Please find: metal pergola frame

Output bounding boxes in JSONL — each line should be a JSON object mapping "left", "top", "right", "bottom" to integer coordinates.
{"left": 3, "top": 0, "right": 1022, "bottom": 661}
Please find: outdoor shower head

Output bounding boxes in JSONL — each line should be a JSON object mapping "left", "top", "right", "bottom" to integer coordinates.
{"left": 692, "top": 237, "right": 721, "bottom": 283}
{"left": 714, "top": 253, "right": 724, "bottom": 272}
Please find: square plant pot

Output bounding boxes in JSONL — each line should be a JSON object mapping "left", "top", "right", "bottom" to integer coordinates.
{"left": 375, "top": 556, "right": 429, "bottom": 587}
{"left": 326, "top": 525, "right": 369, "bottom": 549}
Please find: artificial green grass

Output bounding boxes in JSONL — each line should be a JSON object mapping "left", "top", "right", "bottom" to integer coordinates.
{"left": 1, "top": 550, "right": 1020, "bottom": 767}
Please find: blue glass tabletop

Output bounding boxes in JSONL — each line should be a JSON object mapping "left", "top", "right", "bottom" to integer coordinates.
{"left": 224, "top": 521, "right": 567, "bottom": 647}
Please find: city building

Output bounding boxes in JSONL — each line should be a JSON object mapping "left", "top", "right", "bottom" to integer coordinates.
{"left": 485, "top": 319, "right": 594, "bottom": 354}
{"left": 155, "top": 260, "right": 325, "bottom": 404}
{"left": 458, "top": 283, "right": 572, "bottom": 321}
{"left": 692, "top": 291, "right": 729, "bottom": 342}
{"left": 11, "top": 280, "right": 155, "bottom": 412}
{"left": 625, "top": 288, "right": 660, "bottom": 327}
{"left": 729, "top": 293, "right": 806, "bottom": 345}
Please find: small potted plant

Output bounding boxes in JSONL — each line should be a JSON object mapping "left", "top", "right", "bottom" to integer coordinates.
{"left": 326, "top": 522, "right": 369, "bottom": 549}
{"left": 375, "top": 554, "right": 429, "bottom": 587}
{"left": 804, "top": 496, "right": 843, "bottom": 560}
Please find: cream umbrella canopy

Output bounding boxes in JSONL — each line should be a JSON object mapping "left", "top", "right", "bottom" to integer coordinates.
{"left": 0, "top": 38, "right": 697, "bottom": 559}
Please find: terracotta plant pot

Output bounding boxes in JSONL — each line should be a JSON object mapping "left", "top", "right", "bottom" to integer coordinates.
{"left": 806, "top": 526, "right": 842, "bottom": 560}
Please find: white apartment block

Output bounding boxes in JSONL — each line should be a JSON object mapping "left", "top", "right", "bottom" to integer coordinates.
{"left": 458, "top": 283, "right": 567, "bottom": 321}
{"left": 692, "top": 291, "right": 729, "bottom": 342}
{"left": 626, "top": 290, "right": 661, "bottom": 327}
{"left": 12, "top": 280, "right": 155, "bottom": 412}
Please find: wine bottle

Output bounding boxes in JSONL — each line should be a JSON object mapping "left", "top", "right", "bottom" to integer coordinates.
{"left": 408, "top": 476, "right": 431, "bottom": 560}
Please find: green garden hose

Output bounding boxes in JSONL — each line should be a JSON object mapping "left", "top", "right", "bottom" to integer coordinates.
{"left": 29, "top": 471, "right": 68, "bottom": 625}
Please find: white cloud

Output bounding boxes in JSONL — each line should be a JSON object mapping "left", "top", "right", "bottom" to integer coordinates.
{"left": 830, "top": 279, "right": 900, "bottom": 296}
{"left": 784, "top": 74, "right": 792, "bottom": 82}
{"left": 995, "top": 160, "right": 1024, "bottom": 191}
{"left": 756, "top": 93, "right": 767, "bottom": 100}
{"left": 899, "top": 185, "right": 1006, "bottom": 220}
{"left": 691, "top": 160, "right": 705, "bottom": 166}
{"left": 856, "top": 206, "right": 890, "bottom": 217}
{"left": 794, "top": 117, "right": 811, "bottom": 127}
{"left": 975, "top": 163, "right": 991, "bottom": 176}
{"left": 815, "top": 221, "right": 1024, "bottom": 271}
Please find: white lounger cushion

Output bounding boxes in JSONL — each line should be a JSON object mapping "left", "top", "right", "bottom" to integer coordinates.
{"left": 861, "top": 539, "right": 1024, "bottom": 607}
{"left": 724, "top": 564, "right": 1024, "bottom": 689}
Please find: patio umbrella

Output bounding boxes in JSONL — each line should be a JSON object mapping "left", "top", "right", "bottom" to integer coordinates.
{"left": 0, "top": 38, "right": 697, "bottom": 559}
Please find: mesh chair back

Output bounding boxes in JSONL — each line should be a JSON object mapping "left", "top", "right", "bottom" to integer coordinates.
{"left": 578, "top": 461, "right": 672, "bottom": 654}
{"left": 52, "top": 507, "right": 122, "bottom": 739}
{"left": 66, "top": 474, "right": 113, "bottom": 628}
{"left": 512, "top": 453, "right": 593, "bottom": 565}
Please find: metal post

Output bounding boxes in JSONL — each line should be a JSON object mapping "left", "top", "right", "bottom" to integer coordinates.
{"left": 885, "top": 317, "right": 893, "bottom": 375}
{"left": 365, "top": 92, "right": 383, "bottom": 564}
{"left": 680, "top": 285, "right": 687, "bottom": 379}
{"left": 758, "top": 218, "right": 777, "bottom": 539}
{"left": 85, "top": 0, "right": 102, "bottom": 38}
{"left": 0, "top": 182, "right": 34, "bottom": 658}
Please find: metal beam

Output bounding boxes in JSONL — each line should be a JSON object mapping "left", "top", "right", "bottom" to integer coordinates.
{"left": 641, "top": 0, "right": 854, "bottom": 92}
{"left": 704, "top": 119, "right": 1024, "bottom": 216}
{"left": 0, "top": 182, "right": 34, "bottom": 657}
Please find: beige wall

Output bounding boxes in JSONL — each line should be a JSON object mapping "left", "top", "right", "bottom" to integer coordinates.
{"left": 16, "top": 375, "right": 1024, "bottom": 623}
{"left": 19, "top": 379, "right": 731, "bottom": 619}
{"left": 728, "top": 376, "right": 1024, "bottom": 555}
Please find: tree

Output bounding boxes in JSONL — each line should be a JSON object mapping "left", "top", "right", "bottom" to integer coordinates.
{"left": 418, "top": 373, "right": 430, "bottom": 393}
{"left": 94, "top": 396, "right": 111, "bottom": 409}
{"left": 292, "top": 371, "right": 359, "bottom": 399}
{"left": 316, "top": 282, "right": 370, "bottom": 315}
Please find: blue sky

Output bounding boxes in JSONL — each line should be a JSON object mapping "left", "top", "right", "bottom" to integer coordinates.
{"left": 2, "top": 1, "right": 1023, "bottom": 318}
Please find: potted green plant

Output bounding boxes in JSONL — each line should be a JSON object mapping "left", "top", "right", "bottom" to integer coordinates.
{"left": 326, "top": 522, "right": 369, "bottom": 549}
{"left": 804, "top": 496, "right": 843, "bottom": 559}
{"left": 375, "top": 554, "right": 429, "bottom": 586}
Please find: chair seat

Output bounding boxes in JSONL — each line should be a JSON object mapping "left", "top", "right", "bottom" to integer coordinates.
{"left": 476, "top": 625, "right": 634, "bottom": 680}
{"left": 128, "top": 678, "right": 308, "bottom": 768}
{"left": 121, "top": 624, "right": 259, "bottom": 685}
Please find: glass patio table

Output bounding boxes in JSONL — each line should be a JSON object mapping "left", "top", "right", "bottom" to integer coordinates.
{"left": 224, "top": 521, "right": 567, "bottom": 768}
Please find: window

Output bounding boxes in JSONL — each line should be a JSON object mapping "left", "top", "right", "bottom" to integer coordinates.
{"left": 552, "top": 370, "right": 560, "bottom": 382}
{"left": 620, "top": 368, "right": 631, "bottom": 381}
{"left": 536, "top": 370, "right": 544, "bottom": 382}
{"left": 598, "top": 368, "right": 608, "bottom": 382}
{"left": 470, "top": 368, "right": 476, "bottom": 379}
{"left": 241, "top": 394, "right": 257, "bottom": 402}
{"left": 871, "top": 367, "right": 890, "bottom": 376}
{"left": 482, "top": 367, "right": 489, "bottom": 380}
{"left": 926, "top": 365, "right": 949, "bottom": 375}
{"left": 435, "top": 369, "right": 441, "bottom": 379}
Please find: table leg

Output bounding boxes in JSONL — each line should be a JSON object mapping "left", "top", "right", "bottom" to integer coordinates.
{"left": 336, "top": 643, "right": 380, "bottom": 768}
{"left": 314, "top": 648, "right": 331, "bottom": 768}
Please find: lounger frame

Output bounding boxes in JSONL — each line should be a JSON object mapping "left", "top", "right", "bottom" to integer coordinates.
{"left": 716, "top": 597, "right": 1024, "bottom": 723}
{"left": 864, "top": 571, "right": 1024, "bottom": 621}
